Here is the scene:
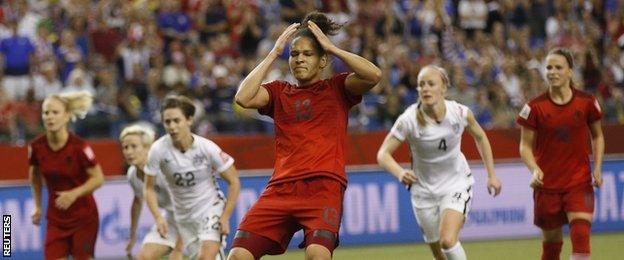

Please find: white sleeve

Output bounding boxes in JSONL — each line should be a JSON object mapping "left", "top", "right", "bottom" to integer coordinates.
{"left": 144, "top": 143, "right": 162, "bottom": 177}
{"left": 126, "top": 167, "right": 143, "bottom": 198}
{"left": 389, "top": 112, "right": 411, "bottom": 141}
{"left": 205, "top": 140, "right": 234, "bottom": 173}
{"left": 457, "top": 102, "right": 470, "bottom": 127}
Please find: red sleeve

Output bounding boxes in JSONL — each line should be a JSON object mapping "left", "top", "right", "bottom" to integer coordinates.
{"left": 77, "top": 143, "right": 98, "bottom": 168}
{"left": 258, "top": 81, "right": 281, "bottom": 117}
{"left": 516, "top": 103, "right": 538, "bottom": 130}
{"left": 587, "top": 96, "right": 603, "bottom": 123}
{"left": 334, "top": 72, "right": 362, "bottom": 108}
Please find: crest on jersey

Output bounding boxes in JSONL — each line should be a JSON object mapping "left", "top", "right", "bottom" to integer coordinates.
{"left": 192, "top": 154, "right": 206, "bottom": 166}
{"left": 219, "top": 151, "right": 231, "bottom": 163}
{"left": 519, "top": 104, "right": 531, "bottom": 119}
{"left": 395, "top": 121, "right": 405, "bottom": 134}
{"left": 452, "top": 123, "right": 460, "bottom": 134}
{"left": 83, "top": 146, "right": 95, "bottom": 160}
{"left": 593, "top": 99, "right": 602, "bottom": 113}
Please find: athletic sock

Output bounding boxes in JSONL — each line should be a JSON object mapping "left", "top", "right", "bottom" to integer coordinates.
{"left": 442, "top": 241, "right": 467, "bottom": 260}
{"left": 569, "top": 219, "right": 591, "bottom": 259}
{"left": 542, "top": 241, "right": 563, "bottom": 260}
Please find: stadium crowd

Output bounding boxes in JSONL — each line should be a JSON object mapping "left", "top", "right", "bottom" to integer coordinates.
{"left": 0, "top": 0, "right": 623, "bottom": 143}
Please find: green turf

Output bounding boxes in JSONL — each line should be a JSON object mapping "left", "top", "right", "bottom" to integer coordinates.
{"left": 261, "top": 232, "right": 623, "bottom": 259}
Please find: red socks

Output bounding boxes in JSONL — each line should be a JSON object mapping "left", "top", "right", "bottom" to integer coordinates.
{"left": 569, "top": 219, "right": 591, "bottom": 255}
{"left": 542, "top": 241, "right": 563, "bottom": 260}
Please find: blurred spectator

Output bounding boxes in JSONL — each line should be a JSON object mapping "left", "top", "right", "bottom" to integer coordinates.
{"left": 0, "top": 0, "right": 622, "bottom": 143}
{"left": 0, "top": 87, "right": 17, "bottom": 142}
{"left": 163, "top": 47, "right": 191, "bottom": 88}
{"left": 0, "top": 20, "right": 35, "bottom": 101}
{"left": 56, "top": 29, "right": 84, "bottom": 83}
{"left": 207, "top": 64, "right": 237, "bottom": 133}
{"left": 32, "top": 61, "right": 62, "bottom": 101}
{"left": 63, "top": 67, "right": 95, "bottom": 95}
{"left": 197, "top": 0, "right": 229, "bottom": 43}
{"left": 13, "top": 88, "right": 41, "bottom": 141}
{"left": 458, "top": 0, "right": 488, "bottom": 37}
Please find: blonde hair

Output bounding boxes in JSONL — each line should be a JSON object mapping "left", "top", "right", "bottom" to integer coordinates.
{"left": 416, "top": 65, "right": 450, "bottom": 127}
{"left": 46, "top": 91, "right": 93, "bottom": 122}
{"left": 119, "top": 123, "right": 156, "bottom": 147}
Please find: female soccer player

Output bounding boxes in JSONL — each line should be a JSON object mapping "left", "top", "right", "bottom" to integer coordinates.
{"left": 517, "top": 48, "right": 604, "bottom": 260}
{"left": 119, "top": 124, "right": 183, "bottom": 260}
{"left": 377, "top": 65, "right": 502, "bottom": 260}
{"left": 29, "top": 91, "right": 104, "bottom": 259}
{"left": 144, "top": 95, "right": 240, "bottom": 260}
{"left": 230, "top": 12, "right": 381, "bottom": 260}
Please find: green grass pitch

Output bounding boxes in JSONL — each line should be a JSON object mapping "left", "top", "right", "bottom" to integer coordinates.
{"left": 261, "top": 232, "right": 623, "bottom": 259}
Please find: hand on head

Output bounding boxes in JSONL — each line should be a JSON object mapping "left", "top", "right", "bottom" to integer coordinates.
{"left": 270, "top": 23, "right": 300, "bottom": 57}
{"left": 307, "top": 21, "right": 336, "bottom": 53}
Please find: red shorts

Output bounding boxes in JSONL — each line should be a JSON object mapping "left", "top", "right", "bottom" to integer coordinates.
{"left": 533, "top": 183, "right": 594, "bottom": 230}
{"left": 233, "top": 176, "right": 345, "bottom": 257}
{"left": 45, "top": 215, "right": 99, "bottom": 259}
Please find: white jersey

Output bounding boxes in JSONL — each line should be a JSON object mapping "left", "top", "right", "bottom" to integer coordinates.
{"left": 390, "top": 100, "right": 474, "bottom": 197}
{"left": 144, "top": 134, "right": 234, "bottom": 222}
{"left": 126, "top": 165, "right": 173, "bottom": 212}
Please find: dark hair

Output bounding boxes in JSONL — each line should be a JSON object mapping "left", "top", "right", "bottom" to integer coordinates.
{"left": 160, "top": 95, "right": 195, "bottom": 119}
{"left": 292, "top": 12, "right": 343, "bottom": 55}
{"left": 548, "top": 48, "right": 575, "bottom": 68}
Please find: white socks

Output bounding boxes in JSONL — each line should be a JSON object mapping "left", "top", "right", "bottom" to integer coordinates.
{"left": 442, "top": 242, "right": 467, "bottom": 260}
{"left": 570, "top": 253, "right": 590, "bottom": 260}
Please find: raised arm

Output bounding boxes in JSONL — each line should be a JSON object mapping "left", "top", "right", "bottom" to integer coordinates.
{"left": 589, "top": 120, "right": 604, "bottom": 187}
{"left": 308, "top": 21, "right": 382, "bottom": 95}
{"left": 377, "top": 134, "right": 417, "bottom": 185}
{"left": 29, "top": 165, "right": 42, "bottom": 225}
{"left": 218, "top": 165, "right": 241, "bottom": 236}
{"left": 519, "top": 126, "right": 543, "bottom": 188}
{"left": 235, "top": 23, "right": 300, "bottom": 109}
{"left": 144, "top": 175, "right": 168, "bottom": 238}
{"left": 465, "top": 110, "right": 501, "bottom": 196}
{"left": 55, "top": 165, "right": 104, "bottom": 210}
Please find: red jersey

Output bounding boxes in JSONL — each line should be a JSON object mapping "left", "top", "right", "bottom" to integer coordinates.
{"left": 28, "top": 133, "right": 99, "bottom": 228}
{"left": 516, "top": 88, "right": 602, "bottom": 191}
{"left": 259, "top": 73, "right": 361, "bottom": 186}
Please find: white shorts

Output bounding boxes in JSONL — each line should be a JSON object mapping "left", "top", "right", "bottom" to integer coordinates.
{"left": 2, "top": 75, "right": 31, "bottom": 100}
{"left": 177, "top": 209, "right": 226, "bottom": 259}
{"left": 411, "top": 186, "right": 473, "bottom": 243}
{"left": 142, "top": 211, "right": 178, "bottom": 248}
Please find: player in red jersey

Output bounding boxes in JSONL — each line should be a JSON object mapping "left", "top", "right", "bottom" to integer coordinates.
{"left": 517, "top": 48, "right": 604, "bottom": 260}
{"left": 28, "top": 91, "right": 104, "bottom": 259}
{"left": 229, "top": 12, "right": 381, "bottom": 260}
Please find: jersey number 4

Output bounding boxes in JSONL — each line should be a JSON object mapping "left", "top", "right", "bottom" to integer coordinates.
{"left": 173, "top": 172, "right": 196, "bottom": 187}
{"left": 438, "top": 139, "right": 447, "bottom": 151}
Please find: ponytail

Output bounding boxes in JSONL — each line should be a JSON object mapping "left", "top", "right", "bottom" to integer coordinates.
{"left": 47, "top": 91, "right": 93, "bottom": 122}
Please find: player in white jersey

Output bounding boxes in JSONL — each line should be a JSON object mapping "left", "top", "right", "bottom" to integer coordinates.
{"left": 377, "top": 65, "right": 502, "bottom": 260}
{"left": 120, "top": 124, "right": 184, "bottom": 260}
{"left": 144, "top": 95, "right": 241, "bottom": 260}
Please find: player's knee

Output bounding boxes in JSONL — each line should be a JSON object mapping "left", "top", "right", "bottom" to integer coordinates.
{"left": 227, "top": 248, "right": 255, "bottom": 260}
{"left": 198, "top": 246, "right": 220, "bottom": 260}
{"left": 541, "top": 228, "right": 563, "bottom": 243}
{"left": 137, "top": 249, "right": 160, "bottom": 260}
{"left": 439, "top": 235, "right": 458, "bottom": 249}
{"left": 305, "top": 244, "right": 331, "bottom": 260}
